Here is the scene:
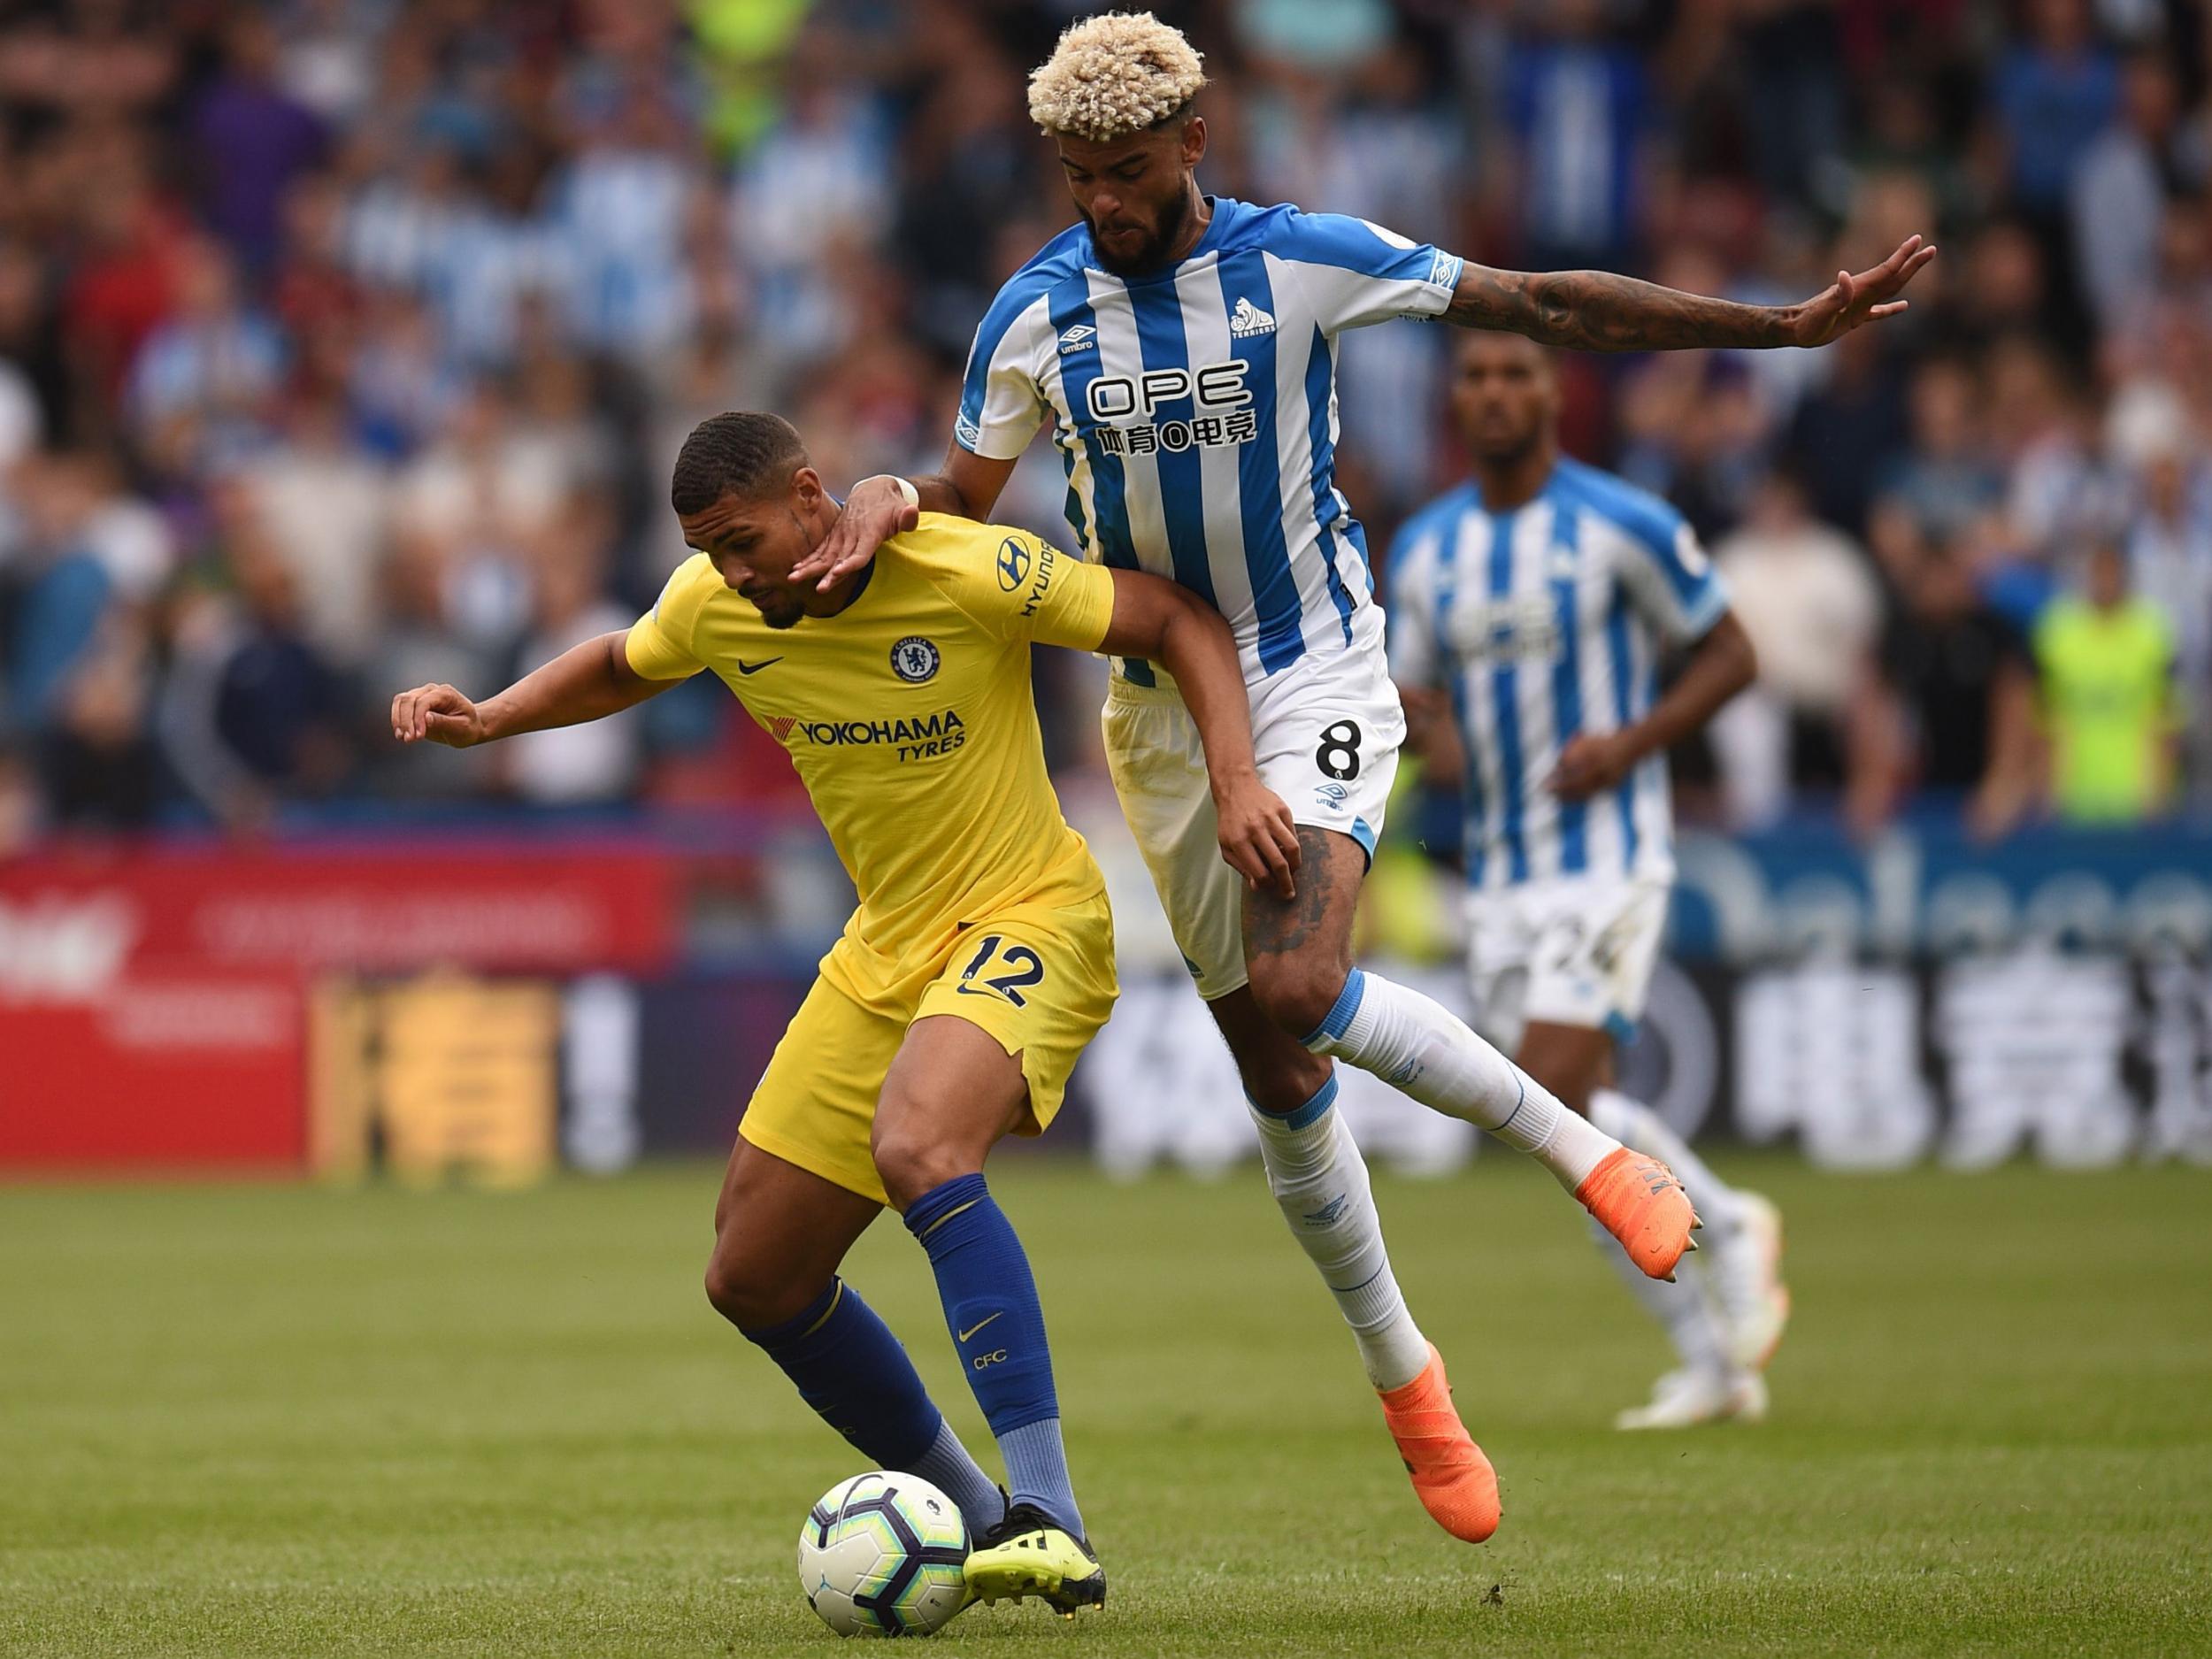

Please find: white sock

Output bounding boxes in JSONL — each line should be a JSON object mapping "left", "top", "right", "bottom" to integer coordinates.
{"left": 1588, "top": 1217, "right": 1732, "bottom": 1379}
{"left": 1586, "top": 1087, "right": 1747, "bottom": 1237}
{"left": 1304, "top": 968, "right": 1617, "bottom": 1190}
{"left": 1248, "top": 1075, "right": 1431, "bottom": 1392}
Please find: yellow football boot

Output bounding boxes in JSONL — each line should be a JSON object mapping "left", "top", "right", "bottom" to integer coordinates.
{"left": 962, "top": 1502, "right": 1106, "bottom": 1617}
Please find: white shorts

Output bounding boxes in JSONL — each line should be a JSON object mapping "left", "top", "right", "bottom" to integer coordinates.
{"left": 1102, "top": 638, "right": 1404, "bottom": 1001}
{"left": 1464, "top": 874, "right": 1670, "bottom": 1053}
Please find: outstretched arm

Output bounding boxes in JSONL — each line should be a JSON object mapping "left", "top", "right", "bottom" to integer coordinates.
{"left": 390, "top": 631, "right": 680, "bottom": 748}
{"left": 1094, "top": 572, "right": 1302, "bottom": 898}
{"left": 1448, "top": 235, "right": 1937, "bottom": 352}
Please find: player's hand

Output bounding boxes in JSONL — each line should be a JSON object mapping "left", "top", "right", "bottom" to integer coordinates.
{"left": 1551, "top": 732, "right": 1638, "bottom": 800}
{"left": 390, "top": 683, "right": 488, "bottom": 748}
{"left": 1213, "top": 772, "right": 1301, "bottom": 899}
{"left": 1788, "top": 234, "right": 1937, "bottom": 347}
{"left": 792, "top": 475, "right": 918, "bottom": 591}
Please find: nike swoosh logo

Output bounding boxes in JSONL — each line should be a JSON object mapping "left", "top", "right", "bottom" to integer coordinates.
{"left": 736, "top": 658, "right": 782, "bottom": 675}
{"left": 956, "top": 1311, "right": 1003, "bottom": 1343}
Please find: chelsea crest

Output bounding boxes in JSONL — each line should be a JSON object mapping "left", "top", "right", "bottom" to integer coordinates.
{"left": 890, "top": 636, "right": 941, "bottom": 683}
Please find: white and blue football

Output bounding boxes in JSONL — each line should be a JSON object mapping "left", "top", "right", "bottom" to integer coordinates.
{"left": 796, "top": 1471, "right": 970, "bottom": 1637}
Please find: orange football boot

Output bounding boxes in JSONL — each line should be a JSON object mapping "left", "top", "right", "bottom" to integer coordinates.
{"left": 1377, "top": 1342, "right": 1501, "bottom": 1544}
{"left": 1576, "top": 1147, "right": 1700, "bottom": 1280}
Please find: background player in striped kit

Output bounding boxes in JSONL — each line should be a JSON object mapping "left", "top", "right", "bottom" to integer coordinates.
{"left": 1390, "top": 332, "right": 1790, "bottom": 1430}
{"left": 802, "top": 12, "right": 1928, "bottom": 1532}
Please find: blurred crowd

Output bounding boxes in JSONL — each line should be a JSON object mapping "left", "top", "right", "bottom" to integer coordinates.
{"left": 2, "top": 0, "right": 2209, "bottom": 852}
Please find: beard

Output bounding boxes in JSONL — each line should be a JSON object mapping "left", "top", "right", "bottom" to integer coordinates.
{"left": 740, "top": 589, "right": 805, "bottom": 628}
{"left": 1087, "top": 188, "right": 1192, "bottom": 276}
{"left": 1469, "top": 419, "right": 1543, "bottom": 465}
{"left": 751, "top": 513, "right": 822, "bottom": 627}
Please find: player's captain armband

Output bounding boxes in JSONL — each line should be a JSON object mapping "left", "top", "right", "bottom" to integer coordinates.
{"left": 626, "top": 554, "right": 714, "bottom": 680}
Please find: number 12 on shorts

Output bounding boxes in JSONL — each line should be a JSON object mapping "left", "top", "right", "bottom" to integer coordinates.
{"left": 956, "top": 933, "right": 1045, "bottom": 1007}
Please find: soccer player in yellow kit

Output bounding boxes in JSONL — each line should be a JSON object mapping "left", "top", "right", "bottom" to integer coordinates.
{"left": 390, "top": 411, "right": 1297, "bottom": 1621}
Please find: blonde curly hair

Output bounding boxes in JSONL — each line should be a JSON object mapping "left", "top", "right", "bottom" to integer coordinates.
{"left": 1026, "top": 12, "right": 1208, "bottom": 142}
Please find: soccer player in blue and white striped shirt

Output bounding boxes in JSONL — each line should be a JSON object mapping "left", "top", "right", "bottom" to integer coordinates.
{"left": 804, "top": 12, "right": 1930, "bottom": 1553}
{"left": 1392, "top": 331, "right": 1789, "bottom": 1429}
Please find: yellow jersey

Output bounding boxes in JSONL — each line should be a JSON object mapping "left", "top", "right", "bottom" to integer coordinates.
{"left": 626, "top": 513, "right": 1118, "bottom": 1004}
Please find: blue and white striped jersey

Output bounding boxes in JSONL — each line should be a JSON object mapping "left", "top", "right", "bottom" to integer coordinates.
{"left": 1386, "top": 459, "right": 1729, "bottom": 890}
{"left": 956, "top": 196, "right": 1463, "bottom": 685}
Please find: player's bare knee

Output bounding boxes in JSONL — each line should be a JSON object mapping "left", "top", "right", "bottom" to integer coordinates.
{"left": 869, "top": 1120, "right": 972, "bottom": 1214}
{"left": 701, "top": 1250, "right": 754, "bottom": 1325}
{"left": 1211, "top": 988, "right": 1334, "bottom": 1110}
{"left": 703, "top": 1241, "right": 803, "bottom": 1330}
{"left": 872, "top": 1140, "right": 970, "bottom": 1212}
{"left": 1231, "top": 1044, "right": 1333, "bottom": 1115}
{"left": 1246, "top": 952, "right": 1350, "bottom": 1042}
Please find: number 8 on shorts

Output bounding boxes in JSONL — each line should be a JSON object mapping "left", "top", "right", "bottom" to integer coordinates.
{"left": 1316, "top": 719, "right": 1363, "bottom": 781}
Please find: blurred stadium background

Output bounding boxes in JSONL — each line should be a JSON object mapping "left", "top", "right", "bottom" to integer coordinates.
{"left": 5, "top": 0, "right": 2212, "bottom": 1177}
{"left": 7, "top": 4, "right": 2212, "bottom": 1655}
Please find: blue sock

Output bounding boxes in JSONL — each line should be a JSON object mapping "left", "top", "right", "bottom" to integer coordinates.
{"left": 904, "top": 1173, "right": 1083, "bottom": 1538}
{"left": 741, "top": 1278, "right": 1004, "bottom": 1533}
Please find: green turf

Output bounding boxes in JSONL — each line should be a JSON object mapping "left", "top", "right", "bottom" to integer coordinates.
{"left": 3, "top": 1156, "right": 2209, "bottom": 1656}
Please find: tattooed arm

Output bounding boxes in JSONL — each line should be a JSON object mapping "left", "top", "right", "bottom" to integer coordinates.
{"left": 1445, "top": 235, "right": 1937, "bottom": 352}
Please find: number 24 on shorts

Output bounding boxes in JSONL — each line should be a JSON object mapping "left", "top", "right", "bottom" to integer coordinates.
{"left": 956, "top": 933, "right": 1045, "bottom": 1007}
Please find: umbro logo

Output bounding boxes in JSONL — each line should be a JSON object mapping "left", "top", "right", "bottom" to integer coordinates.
{"left": 1057, "top": 323, "right": 1097, "bottom": 355}
{"left": 1228, "top": 296, "right": 1276, "bottom": 338}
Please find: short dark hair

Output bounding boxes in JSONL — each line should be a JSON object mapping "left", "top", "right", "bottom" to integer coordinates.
{"left": 670, "top": 412, "right": 807, "bottom": 515}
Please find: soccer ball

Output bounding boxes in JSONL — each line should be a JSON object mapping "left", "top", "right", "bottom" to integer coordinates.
{"left": 796, "top": 1471, "right": 970, "bottom": 1637}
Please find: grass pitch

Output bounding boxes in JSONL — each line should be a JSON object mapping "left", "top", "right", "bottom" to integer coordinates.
{"left": 3, "top": 1156, "right": 2208, "bottom": 1656}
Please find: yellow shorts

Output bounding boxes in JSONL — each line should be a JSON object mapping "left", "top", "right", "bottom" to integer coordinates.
{"left": 738, "top": 886, "right": 1118, "bottom": 1205}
